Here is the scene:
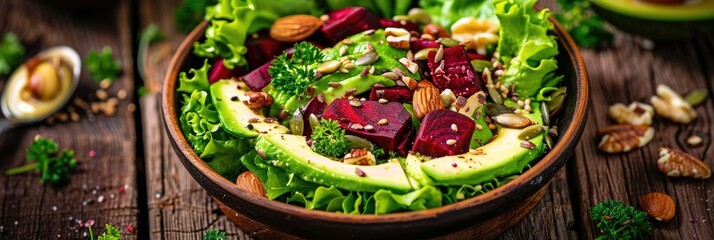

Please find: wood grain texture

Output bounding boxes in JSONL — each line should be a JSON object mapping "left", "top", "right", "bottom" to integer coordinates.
{"left": 0, "top": 0, "right": 138, "bottom": 238}
{"left": 138, "top": 0, "right": 249, "bottom": 239}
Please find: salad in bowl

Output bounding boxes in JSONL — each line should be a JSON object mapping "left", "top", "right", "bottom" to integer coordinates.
{"left": 165, "top": 0, "right": 587, "bottom": 236}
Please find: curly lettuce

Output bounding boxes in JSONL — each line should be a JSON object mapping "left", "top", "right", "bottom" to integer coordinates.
{"left": 495, "top": 0, "right": 562, "bottom": 98}
{"left": 324, "top": 0, "right": 412, "bottom": 18}
{"left": 194, "top": 0, "right": 323, "bottom": 69}
{"left": 420, "top": 0, "right": 499, "bottom": 28}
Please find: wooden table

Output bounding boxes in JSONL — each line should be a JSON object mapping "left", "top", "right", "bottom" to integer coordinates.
{"left": 0, "top": 0, "right": 712, "bottom": 239}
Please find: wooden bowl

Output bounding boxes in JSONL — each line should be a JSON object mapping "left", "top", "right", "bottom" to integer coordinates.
{"left": 162, "top": 16, "right": 589, "bottom": 239}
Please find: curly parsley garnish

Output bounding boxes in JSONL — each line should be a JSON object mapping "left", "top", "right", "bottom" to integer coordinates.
{"left": 85, "top": 46, "right": 122, "bottom": 82}
{"left": 5, "top": 136, "right": 77, "bottom": 185}
{"left": 310, "top": 119, "right": 349, "bottom": 158}
{"left": 268, "top": 41, "right": 325, "bottom": 97}
{"left": 88, "top": 224, "right": 121, "bottom": 240}
{"left": 554, "top": 0, "right": 613, "bottom": 48}
{"left": 0, "top": 32, "right": 25, "bottom": 75}
{"left": 204, "top": 229, "right": 227, "bottom": 240}
{"left": 590, "top": 199, "right": 652, "bottom": 240}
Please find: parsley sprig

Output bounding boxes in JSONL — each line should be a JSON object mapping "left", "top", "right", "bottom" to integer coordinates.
{"left": 310, "top": 119, "right": 349, "bottom": 158}
{"left": 0, "top": 32, "right": 25, "bottom": 75}
{"left": 204, "top": 229, "right": 227, "bottom": 240}
{"left": 268, "top": 41, "right": 325, "bottom": 97}
{"left": 554, "top": 0, "right": 613, "bottom": 48}
{"left": 85, "top": 46, "right": 122, "bottom": 82}
{"left": 88, "top": 224, "right": 121, "bottom": 240}
{"left": 5, "top": 136, "right": 77, "bottom": 185}
{"left": 590, "top": 199, "right": 652, "bottom": 240}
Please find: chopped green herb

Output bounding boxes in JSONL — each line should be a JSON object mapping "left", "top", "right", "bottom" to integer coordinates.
{"left": 5, "top": 136, "right": 77, "bottom": 185}
{"left": 203, "top": 229, "right": 227, "bottom": 240}
{"left": 268, "top": 41, "right": 325, "bottom": 97}
{"left": 0, "top": 32, "right": 25, "bottom": 75}
{"left": 175, "top": 0, "right": 217, "bottom": 33}
{"left": 590, "top": 199, "right": 652, "bottom": 240}
{"left": 554, "top": 0, "right": 613, "bottom": 48}
{"left": 310, "top": 119, "right": 349, "bottom": 158}
{"left": 97, "top": 224, "right": 121, "bottom": 240}
{"left": 85, "top": 46, "right": 122, "bottom": 82}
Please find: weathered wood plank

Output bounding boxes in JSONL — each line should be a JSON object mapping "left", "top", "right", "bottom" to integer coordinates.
{"left": 0, "top": 0, "right": 138, "bottom": 238}
{"left": 138, "top": 0, "right": 249, "bottom": 239}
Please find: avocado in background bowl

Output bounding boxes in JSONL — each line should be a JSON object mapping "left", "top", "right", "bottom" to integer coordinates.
{"left": 591, "top": 0, "right": 714, "bottom": 40}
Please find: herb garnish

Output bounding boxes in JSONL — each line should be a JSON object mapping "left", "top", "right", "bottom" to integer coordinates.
{"left": 204, "top": 229, "right": 227, "bottom": 240}
{"left": 554, "top": 0, "right": 613, "bottom": 48}
{"left": 88, "top": 224, "right": 121, "bottom": 240}
{"left": 85, "top": 46, "right": 122, "bottom": 82}
{"left": 5, "top": 136, "right": 77, "bottom": 185}
{"left": 310, "top": 119, "right": 349, "bottom": 158}
{"left": 590, "top": 199, "right": 652, "bottom": 240}
{"left": 268, "top": 41, "right": 325, "bottom": 97}
{"left": 0, "top": 32, "right": 25, "bottom": 75}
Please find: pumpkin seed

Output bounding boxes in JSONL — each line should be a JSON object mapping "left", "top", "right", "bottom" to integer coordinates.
{"left": 407, "top": 8, "right": 432, "bottom": 24}
{"left": 485, "top": 103, "right": 512, "bottom": 117}
{"left": 470, "top": 60, "right": 493, "bottom": 72}
{"left": 492, "top": 114, "right": 532, "bottom": 128}
{"left": 355, "top": 51, "right": 379, "bottom": 66}
{"left": 684, "top": 88, "right": 708, "bottom": 106}
{"left": 518, "top": 125, "right": 545, "bottom": 140}
{"left": 540, "top": 101, "right": 550, "bottom": 126}
{"left": 345, "top": 135, "right": 375, "bottom": 151}
{"left": 309, "top": 113, "right": 320, "bottom": 130}
{"left": 436, "top": 37, "right": 459, "bottom": 47}
{"left": 414, "top": 48, "right": 437, "bottom": 60}
{"left": 546, "top": 87, "right": 566, "bottom": 112}
{"left": 545, "top": 135, "right": 554, "bottom": 150}
{"left": 484, "top": 69, "right": 503, "bottom": 104}
{"left": 289, "top": 110, "right": 304, "bottom": 136}
{"left": 317, "top": 61, "right": 342, "bottom": 74}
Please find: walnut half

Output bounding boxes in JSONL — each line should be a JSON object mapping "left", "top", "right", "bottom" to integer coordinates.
{"left": 657, "top": 147, "right": 711, "bottom": 179}
{"left": 597, "top": 125, "right": 654, "bottom": 153}
{"left": 608, "top": 101, "right": 654, "bottom": 126}
{"left": 651, "top": 84, "right": 697, "bottom": 124}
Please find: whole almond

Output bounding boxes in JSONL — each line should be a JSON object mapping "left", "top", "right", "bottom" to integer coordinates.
{"left": 413, "top": 80, "right": 443, "bottom": 119}
{"left": 235, "top": 171, "right": 267, "bottom": 198}
{"left": 657, "top": 147, "right": 711, "bottom": 179}
{"left": 270, "top": 15, "right": 323, "bottom": 43}
{"left": 640, "top": 192, "right": 676, "bottom": 222}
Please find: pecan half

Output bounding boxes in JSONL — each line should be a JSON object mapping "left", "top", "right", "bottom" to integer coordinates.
{"left": 597, "top": 125, "right": 654, "bottom": 153}
{"left": 657, "top": 147, "right": 711, "bottom": 179}
{"left": 242, "top": 91, "right": 274, "bottom": 109}
{"left": 608, "top": 101, "right": 654, "bottom": 126}
{"left": 650, "top": 84, "right": 697, "bottom": 124}
{"left": 412, "top": 80, "right": 443, "bottom": 119}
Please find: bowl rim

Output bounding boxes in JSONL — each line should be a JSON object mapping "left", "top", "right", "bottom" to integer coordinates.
{"left": 162, "top": 15, "right": 589, "bottom": 225}
{"left": 591, "top": 0, "right": 714, "bottom": 21}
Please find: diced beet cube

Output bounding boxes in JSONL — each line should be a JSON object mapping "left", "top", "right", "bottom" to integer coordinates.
{"left": 208, "top": 58, "right": 248, "bottom": 84}
{"left": 379, "top": 18, "right": 419, "bottom": 32}
{"left": 245, "top": 31, "right": 291, "bottom": 68}
{"left": 427, "top": 46, "right": 480, "bottom": 97}
{"left": 301, "top": 95, "right": 328, "bottom": 137}
{"left": 410, "top": 39, "right": 440, "bottom": 52}
{"left": 321, "top": 7, "right": 381, "bottom": 44}
{"left": 323, "top": 99, "right": 412, "bottom": 153}
{"left": 412, "top": 109, "right": 475, "bottom": 157}
{"left": 395, "top": 127, "right": 414, "bottom": 157}
{"left": 369, "top": 86, "right": 413, "bottom": 103}
{"left": 239, "top": 61, "right": 272, "bottom": 91}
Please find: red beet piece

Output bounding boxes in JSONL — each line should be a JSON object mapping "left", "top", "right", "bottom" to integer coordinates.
{"left": 395, "top": 127, "right": 414, "bottom": 157}
{"left": 240, "top": 61, "right": 272, "bottom": 91}
{"left": 321, "top": 7, "right": 381, "bottom": 44}
{"left": 301, "top": 95, "right": 328, "bottom": 137}
{"left": 244, "top": 31, "right": 291, "bottom": 68}
{"left": 412, "top": 109, "right": 475, "bottom": 157}
{"left": 410, "top": 39, "right": 440, "bottom": 52}
{"left": 379, "top": 18, "right": 419, "bottom": 32}
{"left": 368, "top": 86, "right": 413, "bottom": 103}
{"left": 208, "top": 58, "right": 248, "bottom": 84}
{"left": 427, "top": 45, "right": 480, "bottom": 97}
{"left": 323, "top": 99, "right": 412, "bottom": 153}
{"left": 467, "top": 52, "right": 489, "bottom": 61}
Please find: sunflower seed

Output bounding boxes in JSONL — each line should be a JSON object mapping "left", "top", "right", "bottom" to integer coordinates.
{"left": 351, "top": 123, "right": 364, "bottom": 130}
{"left": 435, "top": 45, "right": 444, "bottom": 62}
{"left": 350, "top": 100, "right": 363, "bottom": 107}
{"left": 339, "top": 46, "right": 347, "bottom": 56}
{"left": 451, "top": 124, "right": 458, "bottom": 132}
{"left": 492, "top": 114, "right": 532, "bottom": 128}
{"left": 545, "top": 135, "right": 554, "bottom": 150}
{"left": 378, "top": 119, "right": 388, "bottom": 125}
{"left": 381, "top": 72, "right": 400, "bottom": 80}
{"left": 392, "top": 67, "right": 407, "bottom": 77}
{"left": 355, "top": 51, "right": 379, "bottom": 66}
{"left": 364, "top": 125, "right": 374, "bottom": 130}
{"left": 363, "top": 29, "right": 375, "bottom": 35}
{"left": 378, "top": 98, "right": 389, "bottom": 104}
{"left": 446, "top": 139, "right": 457, "bottom": 146}
{"left": 317, "top": 61, "right": 342, "bottom": 74}
{"left": 518, "top": 125, "right": 545, "bottom": 140}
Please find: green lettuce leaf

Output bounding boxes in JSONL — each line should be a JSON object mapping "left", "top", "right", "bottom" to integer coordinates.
{"left": 195, "top": 0, "right": 323, "bottom": 69}
{"left": 420, "top": 0, "right": 498, "bottom": 28}
{"left": 205, "top": 138, "right": 252, "bottom": 181}
{"left": 495, "top": 0, "right": 562, "bottom": 98}
{"left": 324, "top": 0, "right": 412, "bottom": 18}
{"left": 177, "top": 59, "right": 211, "bottom": 93}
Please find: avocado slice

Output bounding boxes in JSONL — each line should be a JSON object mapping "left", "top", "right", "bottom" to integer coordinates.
{"left": 211, "top": 79, "right": 290, "bottom": 138}
{"left": 409, "top": 103, "right": 545, "bottom": 186}
{"left": 255, "top": 134, "right": 419, "bottom": 192}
